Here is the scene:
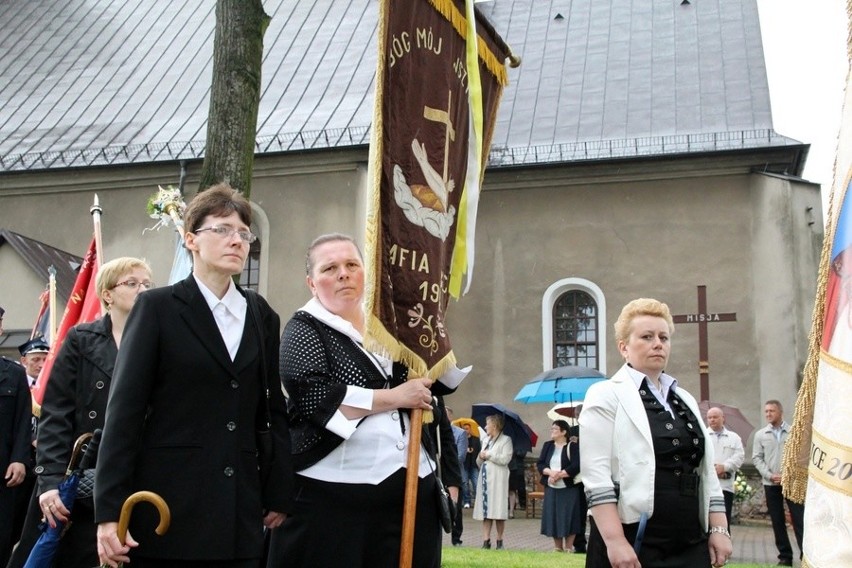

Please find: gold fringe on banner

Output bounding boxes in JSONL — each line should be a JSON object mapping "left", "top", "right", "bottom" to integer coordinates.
{"left": 848, "top": 0, "right": 852, "bottom": 59}
{"left": 363, "top": 0, "right": 388, "bottom": 363}
{"left": 427, "top": 0, "right": 509, "bottom": 86}
{"left": 782, "top": 1, "right": 852, "bottom": 505}
{"left": 364, "top": 315, "right": 458, "bottom": 383}
{"left": 782, "top": 212, "right": 831, "bottom": 503}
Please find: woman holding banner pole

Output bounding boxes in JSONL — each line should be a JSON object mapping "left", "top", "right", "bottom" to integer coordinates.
{"left": 267, "top": 233, "right": 461, "bottom": 568}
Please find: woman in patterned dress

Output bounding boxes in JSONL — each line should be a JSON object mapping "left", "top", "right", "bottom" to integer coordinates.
{"left": 472, "top": 414, "right": 513, "bottom": 549}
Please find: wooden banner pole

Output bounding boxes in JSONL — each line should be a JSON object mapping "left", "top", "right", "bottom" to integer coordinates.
{"left": 399, "top": 408, "right": 423, "bottom": 568}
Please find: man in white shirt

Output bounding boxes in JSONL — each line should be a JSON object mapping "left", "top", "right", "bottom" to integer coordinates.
{"left": 705, "top": 407, "right": 744, "bottom": 529}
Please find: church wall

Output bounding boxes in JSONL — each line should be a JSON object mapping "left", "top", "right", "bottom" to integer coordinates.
{"left": 0, "top": 247, "right": 45, "bottom": 327}
{"left": 749, "top": 174, "right": 822, "bottom": 425}
{"left": 0, "top": 152, "right": 371, "bottom": 332}
{"left": 443, "top": 164, "right": 821, "bottom": 447}
{"left": 0, "top": 150, "right": 823, "bottom": 453}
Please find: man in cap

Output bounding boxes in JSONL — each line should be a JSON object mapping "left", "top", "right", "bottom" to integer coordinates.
{"left": 18, "top": 337, "right": 49, "bottom": 389}
{"left": 10, "top": 337, "right": 49, "bottom": 559}
{"left": 0, "top": 307, "right": 33, "bottom": 566}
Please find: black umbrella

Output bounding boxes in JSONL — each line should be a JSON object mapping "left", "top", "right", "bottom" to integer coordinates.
{"left": 471, "top": 403, "right": 538, "bottom": 455}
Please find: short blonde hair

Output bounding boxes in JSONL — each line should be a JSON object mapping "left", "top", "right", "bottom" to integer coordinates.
{"left": 486, "top": 414, "right": 505, "bottom": 432}
{"left": 613, "top": 298, "right": 674, "bottom": 344}
{"left": 96, "top": 257, "right": 152, "bottom": 310}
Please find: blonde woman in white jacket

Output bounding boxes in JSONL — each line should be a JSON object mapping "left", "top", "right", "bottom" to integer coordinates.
{"left": 472, "top": 414, "right": 513, "bottom": 550}
{"left": 579, "top": 298, "right": 732, "bottom": 568}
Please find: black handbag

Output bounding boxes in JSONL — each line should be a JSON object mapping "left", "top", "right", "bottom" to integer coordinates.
{"left": 435, "top": 475, "right": 455, "bottom": 534}
{"left": 74, "top": 429, "right": 102, "bottom": 503}
{"left": 432, "top": 405, "right": 455, "bottom": 534}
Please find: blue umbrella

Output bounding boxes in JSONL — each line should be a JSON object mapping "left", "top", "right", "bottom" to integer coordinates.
{"left": 471, "top": 403, "right": 538, "bottom": 455}
{"left": 23, "top": 430, "right": 100, "bottom": 568}
{"left": 513, "top": 365, "right": 606, "bottom": 404}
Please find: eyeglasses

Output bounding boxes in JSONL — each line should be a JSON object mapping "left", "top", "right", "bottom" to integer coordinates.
{"left": 194, "top": 225, "right": 257, "bottom": 244}
{"left": 113, "top": 280, "right": 155, "bottom": 290}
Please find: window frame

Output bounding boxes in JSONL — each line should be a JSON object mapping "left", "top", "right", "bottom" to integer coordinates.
{"left": 541, "top": 278, "right": 607, "bottom": 374}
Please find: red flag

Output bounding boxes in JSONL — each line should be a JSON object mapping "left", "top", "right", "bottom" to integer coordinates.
{"left": 32, "top": 238, "right": 100, "bottom": 405}
{"left": 31, "top": 289, "right": 50, "bottom": 342}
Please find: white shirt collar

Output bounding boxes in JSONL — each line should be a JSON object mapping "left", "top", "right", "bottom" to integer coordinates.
{"left": 194, "top": 275, "right": 244, "bottom": 315}
{"left": 624, "top": 364, "right": 678, "bottom": 395}
{"left": 300, "top": 297, "right": 364, "bottom": 344}
{"left": 299, "top": 298, "right": 472, "bottom": 390}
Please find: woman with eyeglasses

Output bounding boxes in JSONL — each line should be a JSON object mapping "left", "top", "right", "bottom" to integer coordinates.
{"left": 537, "top": 419, "right": 582, "bottom": 553}
{"left": 94, "top": 184, "right": 293, "bottom": 568}
{"left": 8, "top": 257, "right": 152, "bottom": 568}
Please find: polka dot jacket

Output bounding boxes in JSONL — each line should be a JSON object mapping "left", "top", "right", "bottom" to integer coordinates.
{"left": 279, "top": 311, "right": 408, "bottom": 470}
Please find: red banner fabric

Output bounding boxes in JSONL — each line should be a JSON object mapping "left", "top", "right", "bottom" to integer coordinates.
{"left": 32, "top": 237, "right": 100, "bottom": 405}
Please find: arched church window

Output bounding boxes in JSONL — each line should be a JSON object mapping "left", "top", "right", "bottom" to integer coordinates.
{"left": 553, "top": 290, "right": 599, "bottom": 369}
{"left": 239, "top": 225, "right": 260, "bottom": 291}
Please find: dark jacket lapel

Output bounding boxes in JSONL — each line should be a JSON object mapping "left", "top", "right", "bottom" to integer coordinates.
{"left": 172, "top": 275, "right": 237, "bottom": 378}
{"left": 88, "top": 314, "right": 117, "bottom": 379}
{"left": 232, "top": 313, "right": 259, "bottom": 375}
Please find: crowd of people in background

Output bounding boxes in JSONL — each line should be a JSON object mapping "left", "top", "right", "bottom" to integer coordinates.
{"left": 0, "top": 186, "right": 806, "bottom": 567}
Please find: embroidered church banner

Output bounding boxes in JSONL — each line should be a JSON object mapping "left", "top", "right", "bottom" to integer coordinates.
{"left": 364, "top": 0, "right": 511, "bottom": 378}
{"left": 782, "top": 13, "right": 852, "bottom": 566}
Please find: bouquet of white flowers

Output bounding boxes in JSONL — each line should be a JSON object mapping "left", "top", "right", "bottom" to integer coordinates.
{"left": 145, "top": 185, "right": 186, "bottom": 233}
{"left": 733, "top": 471, "right": 754, "bottom": 502}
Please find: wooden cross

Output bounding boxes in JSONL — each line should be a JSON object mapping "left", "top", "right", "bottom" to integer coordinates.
{"left": 672, "top": 285, "right": 737, "bottom": 401}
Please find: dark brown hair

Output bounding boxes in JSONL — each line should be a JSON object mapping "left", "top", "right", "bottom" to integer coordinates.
{"left": 184, "top": 183, "right": 252, "bottom": 234}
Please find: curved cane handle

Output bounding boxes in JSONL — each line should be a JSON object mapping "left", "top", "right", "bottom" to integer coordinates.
{"left": 117, "top": 491, "right": 171, "bottom": 544}
{"left": 66, "top": 432, "right": 94, "bottom": 476}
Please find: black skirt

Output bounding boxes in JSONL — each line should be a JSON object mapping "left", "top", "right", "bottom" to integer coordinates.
{"left": 266, "top": 469, "right": 441, "bottom": 568}
{"left": 540, "top": 485, "right": 583, "bottom": 538}
{"left": 586, "top": 471, "right": 710, "bottom": 567}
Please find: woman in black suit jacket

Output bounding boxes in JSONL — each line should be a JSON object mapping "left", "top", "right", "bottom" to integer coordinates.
{"left": 95, "top": 185, "right": 293, "bottom": 568}
{"left": 537, "top": 419, "right": 582, "bottom": 552}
